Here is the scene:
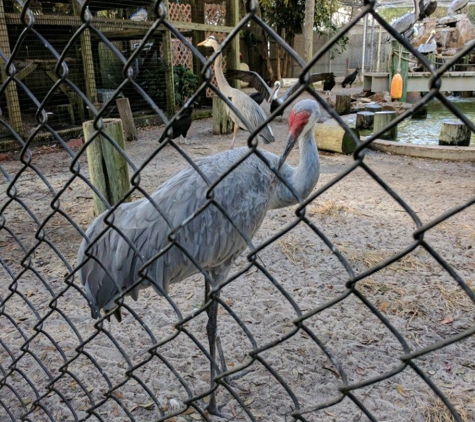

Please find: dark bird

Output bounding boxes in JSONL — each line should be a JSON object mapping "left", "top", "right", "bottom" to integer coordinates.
{"left": 226, "top": 68, "right": 334, "bottom": 120}
{"left": 447, "top": 0, "right": 468, "bottom": 14}
{"left": 197, "top": 36, "right": 275, "bottom": 149}
{"left": 341, "top": 68, "right": 359, "bottom": 88}
{"left": 77, "top": 98, "right": 322, "bottom": 416}
{"left": 158, "top": 104, "right": 193, "bottom": 144}
{"left": 419, "top": 0, "right": 437, "bottom": 19}
{"left": 249, "top": 91, "right": 265, "bottom": 105}
{"left": 323, "top": 76, "right": 336, "bottom": 93}
{"left": 386, "top": 0, "right": 420, "bottom": 41}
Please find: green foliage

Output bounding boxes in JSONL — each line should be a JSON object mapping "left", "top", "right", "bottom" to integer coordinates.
{"left": 142, "top": 62, "right": 200, "bottom": 108}
{"left": 258, "top": 0, "right": 346, "bottom": 74}
{"left": 173, "top": 65, "right": 201, "bottom": 107}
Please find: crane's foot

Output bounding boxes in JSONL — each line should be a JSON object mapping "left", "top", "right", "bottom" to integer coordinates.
{"left": 204, "top": 394, "right": 228, "bottom": 419}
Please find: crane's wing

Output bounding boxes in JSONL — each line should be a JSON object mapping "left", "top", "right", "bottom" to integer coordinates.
{"left": 227, "top": 90, "right": 275, "bottom": 143}
{"left": 225, "top": 69, "right": 272, "bottom": 100}
{"left": 279, "top": 73, "right": 335, "bottom": 103}
{"left": 77, "top": 149, "right": 273, "bottom": 317}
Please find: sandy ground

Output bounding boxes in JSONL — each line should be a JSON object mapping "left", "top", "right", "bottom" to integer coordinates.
{"left": 0, "top": 91, "right": 474, "bottom": 422}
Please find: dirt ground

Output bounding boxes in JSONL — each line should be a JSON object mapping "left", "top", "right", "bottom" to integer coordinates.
{"left": 0, "top": 90, "right": 474, "bottom": 422}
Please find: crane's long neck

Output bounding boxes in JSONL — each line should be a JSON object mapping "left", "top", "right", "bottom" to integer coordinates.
{"left": 272, "top": 129, "right": 320, "bottom": 209}
{"left": 210, "top": 42, "right": 232, "bottom": 94}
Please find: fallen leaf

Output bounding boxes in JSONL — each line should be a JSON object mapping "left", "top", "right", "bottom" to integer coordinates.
{"left": 225, "top": 299, "right": 233, "bottom": 306}
{"left": 114, "top": 405, "right": 119, "bottom": 417}
{"left": 378, "top": 302, "right": 391, "bottom": 313}
{"left": 356, "top": 367, "right": 365, "bottom": 375}
{"left": 186, "top": 292, "right": 194, "bottom": 300}
{"left": 141, "top": 401, "right": 155, "bottom": 410}
{"left": 440, "top": 315, "right": 454, "bottom": 324}
{"left": 396, "top": 384, "right": 408, "bottom": 398}
{"left": 324, "top": 410, "right": 336, "bottom": 417}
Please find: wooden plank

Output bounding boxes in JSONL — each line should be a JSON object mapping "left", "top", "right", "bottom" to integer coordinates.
{"left": 116, "top": 98, "right": 137, "bottom": 142}
{"left": 162, "top": 0, "right": 176, "bottom": 116}
{"left": 0, "top": 2, "right": 23, "bottom": 136}
{"left": 83, "top": 119, "right": 131, "bottom": 216}
{"left": 15, "top": 63, "right": 37, "bottom": 80}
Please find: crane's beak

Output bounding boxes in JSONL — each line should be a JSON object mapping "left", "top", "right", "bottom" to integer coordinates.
{"left": 197, "top": 40, "right": 207, "bottom": 47}
{"left": 278, "top": 132, "right": 297, "bottom": 169}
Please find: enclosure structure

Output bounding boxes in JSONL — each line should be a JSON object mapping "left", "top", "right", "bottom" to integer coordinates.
{"left": 0, "top": 0, "right": 239, "bottom": 142}
{"left": 0, "top": 1, "right": 475, "bottom": 422}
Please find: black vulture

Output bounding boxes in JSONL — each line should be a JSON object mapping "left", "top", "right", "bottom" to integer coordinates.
{"left": 341, "top": 68, "right": 359, "bottom": 88}
{"left": 158, "top": 104, "right": 193, "bottom": 144}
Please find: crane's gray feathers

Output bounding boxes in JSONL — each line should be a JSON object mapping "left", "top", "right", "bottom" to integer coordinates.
{"left": 78, "top": 148, "right": 278, "bottom": 317}
{"left": 225, "top": 89, "right": 274, "bottom": 143}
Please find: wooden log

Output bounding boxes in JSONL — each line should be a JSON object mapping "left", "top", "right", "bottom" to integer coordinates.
{"left": 373, "top": 111, "right": 398, "bottom": 140}
{"left": 439, "top": 119, "right": 470, "bottom": 146}
{"left": 335, "top": 94, "right": 351, "bottom": 115}
{"left": 411, "top": 105, "right": 427, "bottom": 119}
{"left": 313, "top": 122, "right": 359, "bottom": 155}
{"left": 365, "top": 103, "right": 382, "bottom": 113}
{"left": 116, "top": 98, "right": 137, "bottom": 141}
{"left": 83, "top": 118, "right": 131, "bottom": 216}
{"left": 212, "top": 97, "right": 233, "bottom": 135}
{"left": 356, "top": 111, "right": 374, "bottom": 130}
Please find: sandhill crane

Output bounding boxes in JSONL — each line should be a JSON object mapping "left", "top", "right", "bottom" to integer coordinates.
{"left": 197, "top": 36, "right": 275, "bottom": 149}
{"left": 77, "top": 98, "right": 322, "bottom": 416}
{"left": 226, "top": 68, "right": 335, "bottom": 120}
{"left": 341, "top": 68, "right": 359, "bottom": 88}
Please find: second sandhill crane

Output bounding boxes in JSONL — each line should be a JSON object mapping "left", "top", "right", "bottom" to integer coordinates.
{"left": 197, "top": 36, "right": 275, "bottom": 149}
{"left": 77, "top": 98, "right": 322, "bottom": 416}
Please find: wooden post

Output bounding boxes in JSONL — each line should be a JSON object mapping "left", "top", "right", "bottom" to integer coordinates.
{"left": 71, "top": 0, "right": 97, "bottom": 117}
{"left": 411, "top": 105, "right": 427, "bottom": 119}
{"left": 373, "top": 111, "right": 398, "bottom": 140}
{"left": 366, "top": 103, "right": 382, "bottom": 113}
{"left": 314, "top": 122, "right": 359, "bottom": 155}
{"left": 389, "top": 41, "right": 409, "bottom": 103}
{"left": 116, "top": 98, "right": 137, "bottom": 141}
{"left": 83, "top": 119, "right": 131, "bottom": 216}
{"left": 226, "top": 0, "right": 240, "bottom": 83}
{"left": 356, "top": 111, "right": 374, "bottom": 130}
{"left": 0, "top": 0, "right": 23, "bottom": 136}
{"left": 439, "top": 120, "right": 470, "bottom": 146}
{"left": 161, "top": 1, "right": 176, "bottom": 116}
{"left": 212, "top": 97, "right": 233, "bottom": 134}
{"left": 335, "top": 94, "right": 351, "bottom": 115}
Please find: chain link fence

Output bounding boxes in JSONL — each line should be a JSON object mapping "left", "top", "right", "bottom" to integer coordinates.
{"left": 1, "top": 0, "right": 475, "bottom": 421}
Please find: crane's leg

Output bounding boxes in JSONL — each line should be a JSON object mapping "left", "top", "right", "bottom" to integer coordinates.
{"left": 203, "top": 266, "right": 232, "bottom": 416}
{"left": 230, "top": 124, "right": 239, "bottom": 149}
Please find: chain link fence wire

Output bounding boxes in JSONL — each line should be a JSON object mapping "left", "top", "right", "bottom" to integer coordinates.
{"left": 1, "top": 0, "right": 474, "bottom": 421}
